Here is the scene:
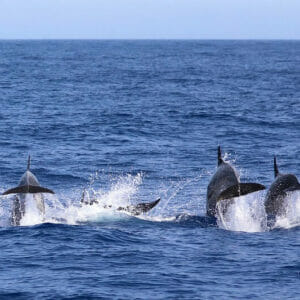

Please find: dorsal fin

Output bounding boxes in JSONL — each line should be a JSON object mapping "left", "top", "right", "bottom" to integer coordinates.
{"left": 27, "top": 155, "right": 31, "bottom": 170}
{"left": 218, "top": 146, "right": 223, "bottom": 166}
{"left": 274, "top": 156, "right": 279, "bottom": 178}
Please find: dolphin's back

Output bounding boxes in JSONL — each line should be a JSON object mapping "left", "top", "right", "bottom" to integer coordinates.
{"left": 206, "top": 162, "right": 239, "bottom": 216}
{"left": 18, "top": 171, "right": 40, "bottom": 187}
{"left": 265, "top": 174, "right": 300, "bottom": 216}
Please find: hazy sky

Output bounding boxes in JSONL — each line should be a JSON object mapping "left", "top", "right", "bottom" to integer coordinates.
{"left": 0, "top": 0, "right": 299, "bottom": 39}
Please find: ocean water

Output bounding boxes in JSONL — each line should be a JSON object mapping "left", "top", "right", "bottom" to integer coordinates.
{"left": 0, "top": 40, "right": 299, "bottom": 299}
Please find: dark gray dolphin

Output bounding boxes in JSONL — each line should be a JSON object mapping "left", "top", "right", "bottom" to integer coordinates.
{"left": 117, "top": 198, "right": 161, "bottom": 216}
{"left": 265, "top": 157, "right": 300, "bottom": 217}
{"left": 2, "top": 156, "right": 54, "bottom": 225}
{"left": 80, "top": 189, "right": 160, "bottom": 216}
{"left": 206, "top": 147, "right": 265, "bottom": 217}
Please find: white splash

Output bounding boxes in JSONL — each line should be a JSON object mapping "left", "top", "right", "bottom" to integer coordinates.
{"left": 216, "top": 191, "right": 267, "bottom": 232}
{"left": 20, "top": 195, "right": 45, "bottom": 226}
{"left": 273, "top": 191, "right": 300, "bottom": 229}
{"left": 216, "top": 190, "right": 300, "bottom": 232}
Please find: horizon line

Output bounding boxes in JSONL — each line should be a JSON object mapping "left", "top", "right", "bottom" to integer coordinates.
{"left": 0, "top": 37, "right": 300, "bottom": 41}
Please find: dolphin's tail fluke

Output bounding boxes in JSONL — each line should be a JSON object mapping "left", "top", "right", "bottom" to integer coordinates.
{"left": 2, "top": 185, "right": 55, "bottom": 195}
{"left": 117, "top": 198, "right": 161, "bottom": 216}
{"left": 27, "top": 155, "right": 31, "bottom": 170}
{"left": 274, "top": 156, "right": 279, "bottom": 178}
{"left": 217, "top": 183, "right": 265, "bottom": 202}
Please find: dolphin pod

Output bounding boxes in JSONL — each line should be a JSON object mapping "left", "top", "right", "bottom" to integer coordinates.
{"left": 2, "top": 149, "right": 299, "bottom": 225}
{"left": 207, "top": 147, "right": 299, "bottom": 219}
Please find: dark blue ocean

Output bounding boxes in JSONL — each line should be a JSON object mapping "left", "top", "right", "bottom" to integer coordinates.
{"left": 0, "top": 40, "right": 299, "bottom": 299}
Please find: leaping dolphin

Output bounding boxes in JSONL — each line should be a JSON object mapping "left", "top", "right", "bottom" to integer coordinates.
{"left": 206, "top": 146, "right": 265, "bottom": 217}
{"left": 265, "top": 156, "right": 300, "bottom": 217}
{"left": 80, "top": 189, "right": 160, "bottom": 216}
{"left": 2, "top": 156, "right": 55, "bottom": 225}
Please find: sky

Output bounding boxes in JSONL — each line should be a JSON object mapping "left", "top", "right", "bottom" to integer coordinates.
{"left": 0, "top": 0, "right": 299, "bottom": 39}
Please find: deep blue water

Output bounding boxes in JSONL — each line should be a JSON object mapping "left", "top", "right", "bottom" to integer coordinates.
{"left": 0, "top": 40, "right": 299, "bottom": 299}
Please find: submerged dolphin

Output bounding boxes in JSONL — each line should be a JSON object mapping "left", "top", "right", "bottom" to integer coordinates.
{"left": 80, "top": 190, "right": 160, "bottom": 216}
{"left": 2, "top": 156, "right": 54, "bottom": 226}
{"left": 206, "top": 147, "right": 265, "bottom": 217}
{"left": 265, "top": 157, "right": 300, "bottom": 217}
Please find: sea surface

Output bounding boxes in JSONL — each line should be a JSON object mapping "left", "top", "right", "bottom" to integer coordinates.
{"left": 0, "top": 40, "right": 299, "bottom": 299}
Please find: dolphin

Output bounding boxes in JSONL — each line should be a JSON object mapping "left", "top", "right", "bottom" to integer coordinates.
{"left": 80, "top": 189, "right": 160, "bottom": 216}
{"left": 265, "top": 156, "right": 300, "bottom": 217}
{"left": 116, "top": 198, "right": 161, "bottom": 216}
{"left": 206, "top": 146, "right": 265, "bottom": 217}
{"left": 2, "top": 156, "right": 55, "bottom": 225}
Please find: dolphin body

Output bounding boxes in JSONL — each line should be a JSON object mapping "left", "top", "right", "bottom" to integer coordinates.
{"left": 2, "top": 156, "right": 54, "bottom": 226}
{"left": 116, "top": 198, "right": 161, "bottom": 216}
{"left": 265, "top": 157, "right": 300, "bottom": 217}
{"left": 80, "top": 190, "right": 160, "bottom": 216}
{"left": 206, "top": 147, "right": 265, "bottom": 217}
